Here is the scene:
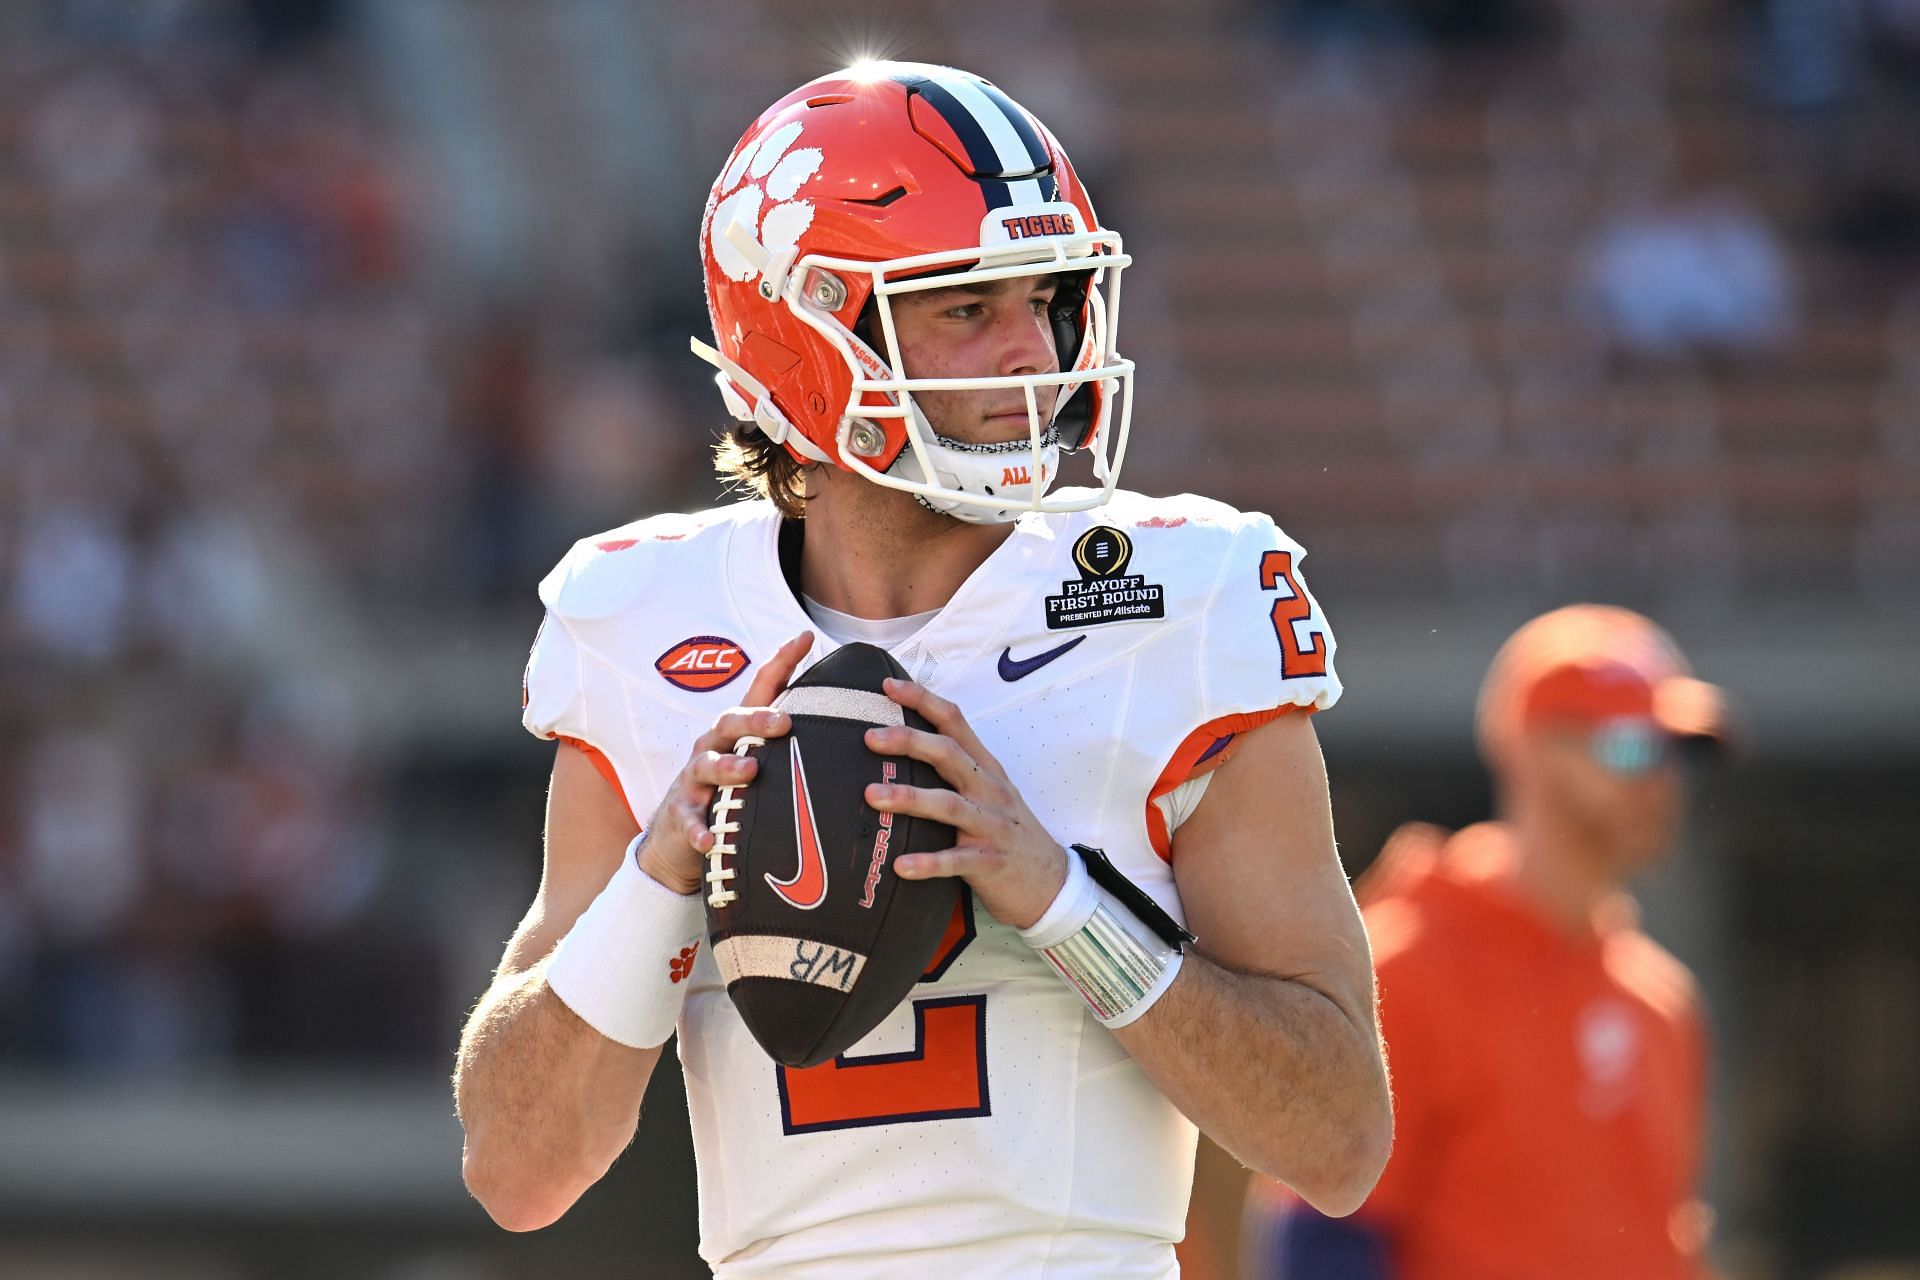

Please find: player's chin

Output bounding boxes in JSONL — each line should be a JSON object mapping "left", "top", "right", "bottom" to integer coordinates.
{"left": 925, "top": 402, "right": 1033, "bottom": 448}
{"left": 985, "top": 415, "right": 1038, "bottom": 444}
{"left": 932, "top": 414, "right": 1032, "bottom": 451}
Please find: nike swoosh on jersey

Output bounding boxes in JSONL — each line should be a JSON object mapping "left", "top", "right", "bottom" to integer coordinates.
{"left": 997, "top": 635, "right": 1086, "bottom": 681}
{"left": 766, "top": 739, "right": 829, "bottom": 910}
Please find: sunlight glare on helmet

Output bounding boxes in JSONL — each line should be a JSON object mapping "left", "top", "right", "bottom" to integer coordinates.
{"left": 842, "top": 57, "right": 894, "bottom": 83}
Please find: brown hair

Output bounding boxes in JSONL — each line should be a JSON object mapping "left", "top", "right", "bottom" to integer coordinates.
{"left": 711, "top": 421, "right": 810, "bottom": 518}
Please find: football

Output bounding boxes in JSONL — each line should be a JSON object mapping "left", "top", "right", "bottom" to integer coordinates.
{"left": 704, "top": 642, "right": 959, "bottom": 1068}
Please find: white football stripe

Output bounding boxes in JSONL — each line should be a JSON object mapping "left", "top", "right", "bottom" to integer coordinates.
{"left": 773, "top": 687, "right": 904, "bottom": 725}
{"left": 714, "top": 935, "right": 868, "bottom": 991}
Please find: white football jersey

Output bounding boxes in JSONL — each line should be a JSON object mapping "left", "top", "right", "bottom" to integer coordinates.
{"left": 522, "top": 489, "right": 1341, "bottom": 1279}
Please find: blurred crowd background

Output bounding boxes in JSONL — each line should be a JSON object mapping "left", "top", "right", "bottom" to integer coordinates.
{"left": 0, "top": 0, "right": 1914, "bottom": 1277}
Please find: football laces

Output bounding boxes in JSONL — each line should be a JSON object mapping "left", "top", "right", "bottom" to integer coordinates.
{"left": 706, "top": 735, "right": 763, "bottom": 908}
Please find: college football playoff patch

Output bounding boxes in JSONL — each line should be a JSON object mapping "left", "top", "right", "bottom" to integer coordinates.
{"left": 1043, "top": 527, "right": 1166, "bottom": 630}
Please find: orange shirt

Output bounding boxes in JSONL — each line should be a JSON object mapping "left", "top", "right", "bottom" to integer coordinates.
{"left": 1351, "top": 822, "right": 1712, "bottom": 1280}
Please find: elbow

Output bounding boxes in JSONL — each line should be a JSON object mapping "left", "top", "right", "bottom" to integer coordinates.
{"left": 1294, "top": 1158, "right": 1386, "bottom": 1220}
{"left": 462, "top": 1140, "right": 592, "bottom": 1233}
{"left": 1254, "top": 1090, "right": 1394, "bottom": 1220}
{"left": 1298, "top": 1096, "right": 1395, "bottom": 1219}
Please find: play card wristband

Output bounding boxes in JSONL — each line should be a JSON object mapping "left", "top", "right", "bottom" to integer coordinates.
{"left": 1019, "top": 843, "right": 1196, "bottom": 1028}
{"left": 544, "top": 833, "right": 706, "bottom": 1050}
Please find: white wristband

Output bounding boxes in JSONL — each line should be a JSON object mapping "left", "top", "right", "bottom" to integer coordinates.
{"left": 1019, "top": 847, "right": 1098, "bottom": 950}
{"left": 544, "top": 835, "right": 705, "bottom": 1049}
{"left": 1019, "top": 850, "right": 1185, "bottom": 1029}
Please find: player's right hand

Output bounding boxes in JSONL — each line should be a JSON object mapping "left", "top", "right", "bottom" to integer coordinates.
{"left": 636, "top": 631, "right": 815, "bottom": 895}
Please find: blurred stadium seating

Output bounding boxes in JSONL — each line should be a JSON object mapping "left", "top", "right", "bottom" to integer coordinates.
{"left": 0, "top": 0, "right": 1914, "bottom": 1277}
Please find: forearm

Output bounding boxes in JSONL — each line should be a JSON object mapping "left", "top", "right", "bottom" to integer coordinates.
{"left": 1111, "top": 951, "right": 1390, "bottom": 1216}
{"left": 454, "top": 963, "right": 659, "bottom": 1230}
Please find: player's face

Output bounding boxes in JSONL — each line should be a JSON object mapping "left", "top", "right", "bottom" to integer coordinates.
{"left": 889, "top": 275, "right": 1060, "bottom": 445}
{"left": 1535, "top": 726, "right": 1685, "bottom": 878}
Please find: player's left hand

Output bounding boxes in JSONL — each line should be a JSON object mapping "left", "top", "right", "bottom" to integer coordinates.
{"left": 864, "top": 677, "right": 1069, "bottom": 931}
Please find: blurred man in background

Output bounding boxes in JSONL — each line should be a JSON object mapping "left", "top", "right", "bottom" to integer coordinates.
{"left": 1245, "top": 603, "right": 1730, "bottom": 1280}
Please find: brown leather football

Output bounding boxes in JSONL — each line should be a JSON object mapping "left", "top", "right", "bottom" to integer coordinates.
{"left": 704, "top": 642, "right": 958, "bottom": 1068}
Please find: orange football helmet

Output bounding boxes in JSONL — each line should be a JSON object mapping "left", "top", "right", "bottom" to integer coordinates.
{"left": 692, "top": 62, "right": 1133, "bottom": 523}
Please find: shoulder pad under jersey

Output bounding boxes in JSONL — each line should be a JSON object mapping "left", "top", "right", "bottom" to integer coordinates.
{"left": 1200, "top": 504, "right": 1341, "bottom": 715}
{"left": 1090, "top": 490, "right": 1265, "bottom": 613}
{"left": 523, "top": 502, "right": 768, "bottom": 744}
{"left": 537, "top": 508, "right": 739, "bottom": 622}
{"left": 1035, "top": 491, "right": 1340, "bottom": 715}
{"left": 1079, "top": 491, "right": 1341, "bottom": 714}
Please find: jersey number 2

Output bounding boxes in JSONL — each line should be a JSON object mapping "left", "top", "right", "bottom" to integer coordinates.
{"left": 775, "top": 893, "right": 988, "bottom": 1134}
{"left": 1260, "top": 550, "right": 1328, "bottom": 679}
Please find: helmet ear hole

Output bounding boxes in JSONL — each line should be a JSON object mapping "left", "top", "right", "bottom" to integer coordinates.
{"left": 1049, "top": 270, "right": 1097, "bottom": 449}
{"left": 1050, "top": 271, "right": 1092, "bottom": 374}
{"left": 1054, "top": 383, "right": 1094, "bottom": 450}
{"left": 852, "top": 298, "right": 880, "bottom": 350}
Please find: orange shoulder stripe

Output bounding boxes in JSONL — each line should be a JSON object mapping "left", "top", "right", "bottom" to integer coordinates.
{"left": 1145, "top": 706, "right": 1305, "bottom": 862}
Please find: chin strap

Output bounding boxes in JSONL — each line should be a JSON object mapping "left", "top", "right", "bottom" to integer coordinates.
{"left": 690, "top": 336, "right": 834, "bottom": 465}
{"left": 886, "top": 424, "right": 1062, "bottom": 526}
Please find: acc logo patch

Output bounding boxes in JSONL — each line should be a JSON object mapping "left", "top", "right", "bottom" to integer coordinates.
{"left": 1044, "top": 526, "right": 1166, "bottom": 630}
{"left": 656, "top": 635, "right": 751, "bottom": 692}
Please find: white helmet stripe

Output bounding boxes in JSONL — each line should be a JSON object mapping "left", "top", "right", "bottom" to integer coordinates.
{"left": 972, "top": 81, "right": 1052, "bottom": 170}
{"left": 903, "top": 74, "right": 1050, "bottom": 209}
{"left": 941, "top": 76, "right": 1048, "bottom": 205}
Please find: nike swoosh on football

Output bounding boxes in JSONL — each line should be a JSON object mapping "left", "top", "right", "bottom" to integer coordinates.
{"left": 766, "top": 738, "right": 829, "bottom": 910}
{"left": 998, "top": 635, "right": 1086, "bottom": 681}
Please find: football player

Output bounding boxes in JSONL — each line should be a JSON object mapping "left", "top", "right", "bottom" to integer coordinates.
{"left": 1244, "top": 605, "right": 1730, "bottom": 1280}
{"left": 454, "top": 62, "right": 1391, "bottom": 1278}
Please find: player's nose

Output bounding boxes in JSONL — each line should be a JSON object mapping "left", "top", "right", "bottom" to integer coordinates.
{"left": 997, "top": 300, "right": 1058, "bottom": 379}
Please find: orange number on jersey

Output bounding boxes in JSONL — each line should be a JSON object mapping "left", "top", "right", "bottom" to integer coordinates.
{"left": 776, "top": 892, "right": 988, "bottom": 1134}
{"left": 1259, "top": 550, "right": 1328, "bottom": 679}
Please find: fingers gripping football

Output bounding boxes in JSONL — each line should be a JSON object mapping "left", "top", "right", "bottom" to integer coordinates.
{"left": 636, "top": 632, "right": 814, "bottom": 895}
{"left": 864, "top": 677, "right": 1069, "bottom": 931}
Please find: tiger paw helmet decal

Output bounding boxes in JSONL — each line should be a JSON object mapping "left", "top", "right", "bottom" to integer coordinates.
{"left": 706, "top": 120, "right": 824, "bottom": 287}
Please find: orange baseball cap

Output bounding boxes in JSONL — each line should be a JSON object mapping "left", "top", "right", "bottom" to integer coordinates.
{"left": 1476, "top": 604, "right": 1733, "bottom": 763}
